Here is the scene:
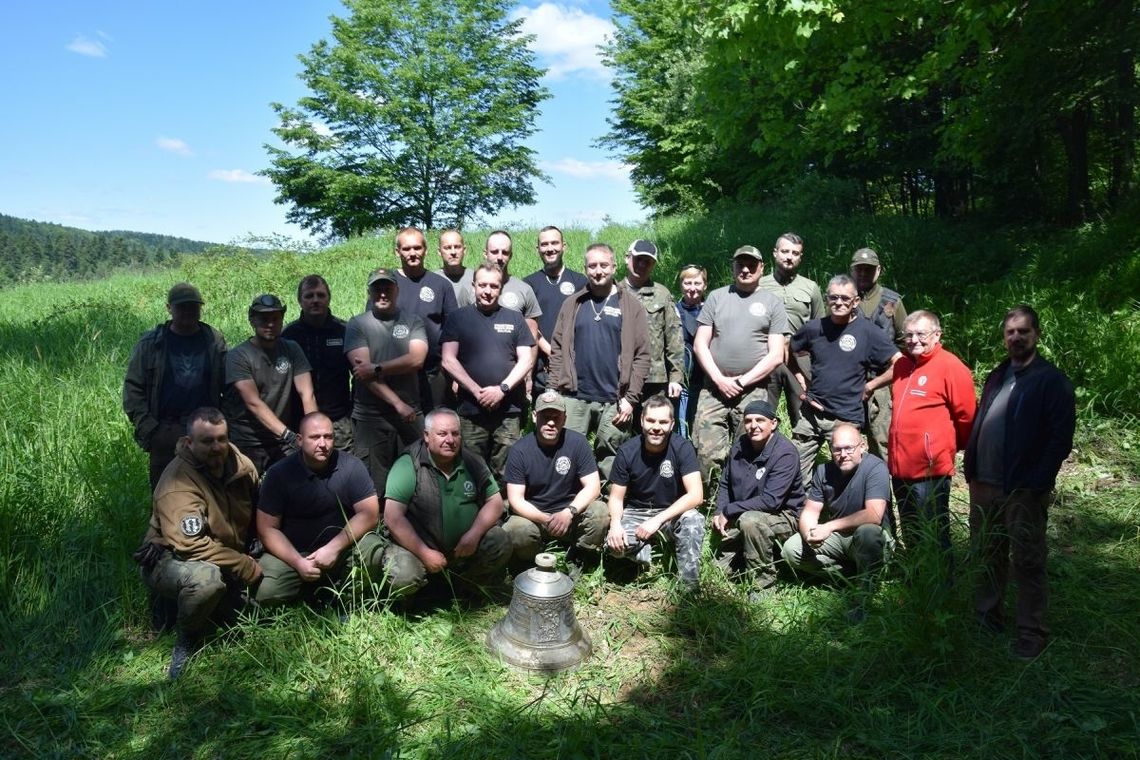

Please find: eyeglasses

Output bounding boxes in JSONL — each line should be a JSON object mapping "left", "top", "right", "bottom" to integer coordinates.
{"left": 827, "top": 294, "right": 856, "bottom": 303}
{"left": 831, "top": 445, "right": 860, "bottom": 456}
{"left": 904, "top": 330, "right": 938, "bottom": 340}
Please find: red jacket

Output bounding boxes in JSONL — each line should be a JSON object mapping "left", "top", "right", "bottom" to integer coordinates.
{"left": 888, "top": 343, "right": 977, "bottom": 480}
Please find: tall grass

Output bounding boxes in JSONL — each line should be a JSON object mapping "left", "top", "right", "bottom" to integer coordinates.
{"left": 1, "top": 211, "right": 1138, "bottom": 757}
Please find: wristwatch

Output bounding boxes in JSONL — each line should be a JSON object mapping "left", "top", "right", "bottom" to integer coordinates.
{"left": 568, "top": 504, "right": 582, "bottom": 516}
{"left": 374, "top": 362, "right": 384, "bottom": 379}
{"left": 499, "top": 382, "right": 511, "bottom": 394}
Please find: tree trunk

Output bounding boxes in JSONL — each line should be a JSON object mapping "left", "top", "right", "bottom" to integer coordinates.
{"left": 1108, "top": 50, "right": 1136, "bottom": 205}
{"left": 1056, "top": 100, "right": 1092, "bottom": 223}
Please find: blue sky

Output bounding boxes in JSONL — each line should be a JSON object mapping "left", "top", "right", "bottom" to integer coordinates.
{"left": 0, "top": 1, "right": 643, "bottom": 245}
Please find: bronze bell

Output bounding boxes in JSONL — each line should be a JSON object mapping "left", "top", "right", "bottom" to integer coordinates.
{"left": 486, "top": 552, "right": 592, "bottom": 672}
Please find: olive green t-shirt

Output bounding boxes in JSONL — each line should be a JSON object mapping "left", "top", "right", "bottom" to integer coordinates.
{"left": 385, "top": 452, "right": 499, "bottom": 548}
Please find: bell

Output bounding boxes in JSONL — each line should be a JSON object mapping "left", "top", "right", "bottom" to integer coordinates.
{"left": 486, "top": 552, "right": 592, "bottom": 673}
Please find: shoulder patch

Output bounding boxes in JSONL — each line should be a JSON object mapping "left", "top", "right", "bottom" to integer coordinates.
{"left": 180, "top": 515, "right": 204, "bottom": 537}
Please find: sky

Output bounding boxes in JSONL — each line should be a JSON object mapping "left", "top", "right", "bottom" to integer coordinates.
{"left": 0, "top": 1, "right": 643, "bottom": 245}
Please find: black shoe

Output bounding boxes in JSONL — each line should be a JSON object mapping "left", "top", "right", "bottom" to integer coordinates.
{"left": 1010, "top": 637, "right": 1046, "bottom": 661}
{"left": 168, "top": 633, "right": 201, "bottom": 680}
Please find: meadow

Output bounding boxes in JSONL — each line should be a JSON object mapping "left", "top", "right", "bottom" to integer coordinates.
{"left": 1, "top": 207, "right": 1138, "bottom": 758}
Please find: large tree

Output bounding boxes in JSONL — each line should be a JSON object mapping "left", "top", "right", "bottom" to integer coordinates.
{"left": 263, "top": 0, "right": 549, "bottom": 239}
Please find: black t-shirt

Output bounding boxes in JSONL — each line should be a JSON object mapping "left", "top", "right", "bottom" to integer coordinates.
{"left": 524, "top": 268, "right": 588, "bottom": 349}
{"left": 572, "top": 292, "right": 622, "bottom": 402}
{"left": 791, "top": 317, "right": 897, "bottom": 423}
{"left": 282, "top": 316, "right": 351, "bottom": 421}
{"left": 395, "top": 270, "right": 458, "bottom": 370}
{"left": 258, "top": 449, "right": 376, "bottom": 555}
{"left": 504, "top": 429, "right": 597, "bottom": 513}
{"left": 610, "top": 434, "right": 700, "bottom": 511}
{"left": 440, "top": 304, "right": 536, "bottom": 417}
{"left": 159, "top": 327, "right": 214, "bottom": 420}
{"left": 808, "top": 453, "right": 893, "bottom": 531}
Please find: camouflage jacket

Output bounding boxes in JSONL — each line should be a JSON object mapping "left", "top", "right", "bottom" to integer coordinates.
{"left": 624, "top": 279, "right": 685, "bottom": 386}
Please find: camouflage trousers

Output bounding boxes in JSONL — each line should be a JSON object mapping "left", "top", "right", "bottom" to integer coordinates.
{"left": 712, "top": 510, "right": 798, "bottom": 589}
{"left": 562, "top": 397, "right": 632, "bottom": 480}
{"left": 692, "top": 384, "right": 769, "bottom": 483}
{"left": 253, "top": 532, "right": 386, "bottom": 607}
{"left": 142, "top": 550, "right": 247, "bottom": 637}
{"left": 607, "top": 507, "right": 705, "bottom": 582}
{"left": 353, "top": 412, "right": 424, "bottom": 497}
{"left": 380, "top": 525, "right": 511, "bottom": 598}
{"left": 502, "top": 500, "right": 609, "bottom": 565}
{"left": 332, "top": 415, "right": 354, "bottom": 453}
{"left": 781, "top": 524, "right": 895, "bottom": 586}
{"left": 866, "top": 385, "right": 891, "bottom": 468}
{"left": 459, "top": 412, "right": 522, "bottom": 485}
{"left": 790, "top": 405, "right": 847, "bottom": 487}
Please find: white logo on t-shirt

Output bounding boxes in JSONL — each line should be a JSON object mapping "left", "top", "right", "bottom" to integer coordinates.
{"left": 463, "top": 480, "right": 475, "bottom": 495}
{"left": 748, "top": 302, "right": 768, "bottom": 318}
{"left": 838, "top": 334, "right": 857, "bottom": 352}
{"left": 494, "top": 323, "right": 514, "bottom": 334}
{"left": 603, "top": 306, "right": 622, "bottom": 317}
{"left": 555, "top": 456, "right": 571, "bottom": 475}
{"left": 559, "top": 282, "right": 576, "bottom": 295}
{"left": 274, "top": 356, "right": 291, "bottom": 374}
{"left": 393, "top": 324, "right": 410, "bottom": 339}
{"left": 501, "top": 292, "right": 520, "bottom": 309}
{"left": 755, "top": 466, "right": 767, "bottom": 481}
{"left": 419, "top": 288, "right": 435, "bottom": 303}
{"left": 918, "top": 375, "right": 928, "bottom": 387}
{"left": 659, "top": 460, "right": 674, "bottom": 478}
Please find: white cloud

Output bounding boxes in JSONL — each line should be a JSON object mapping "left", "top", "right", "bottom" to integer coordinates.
{"left": 65, "top": 35, "right": 108, "bottom": 58}
{"left": 512, "top": 3, "right": 613, "bottom": 80}
{"left": 542, "top": 158, "right": 630, "bottom": 181}
{"left": 208, "top": 169, "right": 271, "bottom": 185}
{"left": 156, "top": 136, "right": 193, "bottom": 156}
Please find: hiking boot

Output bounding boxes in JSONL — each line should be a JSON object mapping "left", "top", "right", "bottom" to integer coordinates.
{"left": 168, "top": 633, "right": 202, "bottom": 680}
{"left": 1010, "top": 637, "right": 1046, "bottom": 661}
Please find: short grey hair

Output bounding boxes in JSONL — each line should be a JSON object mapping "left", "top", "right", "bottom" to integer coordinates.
{"left": 904, "top": 310, "right": 941, "bottom": 331}
{"left": 826, "top": 273, "right": 856, "bottom": 293}
{"left": 424, "top": 408, "right": 460, "bottom": 432}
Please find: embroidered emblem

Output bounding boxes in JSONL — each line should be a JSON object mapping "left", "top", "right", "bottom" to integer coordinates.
{"left": 748, "top": 302, "right": 768, "bottom": 318}
{"left": 463, "top": 480, "right": 475, "bottom": 495}
{"left": 918, "top": 375, "right": 928, "bottom": 387}
{"left": 555, "top": 456, "right": 571, "bottom": 475}
{"left": 501, "top": 292, "right": 520, "bottom": 309}
{"left": 838, "top": 335, "right": 857, "bottom": 352}
{"left": 393, "top": 324, "right": 410, "bottom": 339}
{"left": 659, "top": 459, "right": 674, "bottom": 478}
{"left": 274, "top": 356, "right": 291, "bottom": 374}
{"left": 419, "top": 288, "right": 435, "bottom": 303}
{"left": 180, "top": 515, "right": 203, "bottom": 537}
{"left": 755, "top": 466, "right": 767, "bottom": 481}
{"left": 559, "top": 282, "right": 576, "bottom": 295}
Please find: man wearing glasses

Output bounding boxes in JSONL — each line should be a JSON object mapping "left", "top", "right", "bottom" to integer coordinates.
{"left": 888, "top": 310, "right": 976, "bottom": 580}
{"left": 781, "top": 423, "right": 895, "bottom": 621}
{"left": 788, "top": 274, "right": 900, "bottom": 486}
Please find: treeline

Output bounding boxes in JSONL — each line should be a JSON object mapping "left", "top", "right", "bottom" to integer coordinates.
{"left": 602, "top": 0, "right": 1138, "bottom": 223}
{"left": 0, "top": 214, "right": 216, "bottom": 286}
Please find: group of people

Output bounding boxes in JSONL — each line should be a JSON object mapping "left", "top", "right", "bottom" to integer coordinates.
{"left": 125, "top": 226, "right": 1075, "bottom": 678}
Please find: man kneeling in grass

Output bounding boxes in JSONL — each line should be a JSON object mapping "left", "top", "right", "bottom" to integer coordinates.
{"left": 605, "top": 395, "right": 705, "bottom": 594}
{"left": 781, "top": 423, "right": 895, "bottom": 622}
{"left": 134, "top": 407, "right": 261, "bottom": 680}
{"left": 254, "top": 412, "right": 384, "bottom": 609}
{"left": 380, "top": 408, "right": 510, "bottom": 599}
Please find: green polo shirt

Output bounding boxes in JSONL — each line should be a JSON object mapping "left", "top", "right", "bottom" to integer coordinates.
{"left": 386, "top": 452, "right": 499, "bottom": 548}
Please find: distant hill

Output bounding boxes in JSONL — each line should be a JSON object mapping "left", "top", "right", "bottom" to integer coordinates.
{"left": 0, "top": 213, "right": 218, "bottom": 286}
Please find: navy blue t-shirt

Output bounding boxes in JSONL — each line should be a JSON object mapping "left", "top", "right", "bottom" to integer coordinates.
{"left": 440, "top": 304, "right": 535, "bottom": 417}
{"left": 504, "top": 429, "right": 598, "bottom": 513}
{"left": 525, "top": 269, "right": 589, "bottom": 347}
{"left": 282, "top": 316, "right": 351, "bottom": 421}
{"left": 258, "top": 449, "right": 377, "bottom": 555}
{"left": 610, "top": 434, "right": 700, "bottom": 511}
{"left": 791, "top": 317, "right": 897, "bottom": 423}
{"left": 572, "top": 292, "right": 622, "bottom": 402}
{"left": 808, "top": 453, "right": 893, "bottom": 531}
{"left": 159, "top": 327, "right": 214, "bottom": 420}
{"left": 395, "top": 269, "right": 458, "bottom": 371}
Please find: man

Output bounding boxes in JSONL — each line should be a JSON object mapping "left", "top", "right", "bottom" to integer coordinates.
{"left": 440, "top": 263, "right": 536, "bottom": 480}
{"left": 789, "top": 274, "right": 901, "bottom": 485}
{"left": 124, "top": 282, "right": 227, "bottom": 489}
{"left": 381, "top": 408, "right": 510, "bottom": 598}
{"left": 888, "top": 310, "right": 976, "bottom": 578}
{"left": 502, "top": 390, "right": 609, "bottom": 573}
{"left": 622, "top": 239, "right": 685, "bottom": 404}
{"left": 523, "top": 225, "right": 588, "bottom": 398}
{"left": 692, "top": 245, "right": 789, "bottom": 482}
{"left": 711, "top": 400, "right": 805, "bottom": 598}
{"left": 851, "top": 248, "right": 907, "bottom": 465}
{"left": 549, "top": 242, "right": 651, "bottom": 475}
{"left": 392, "top": 226, "right": 458, "bottom": 410}
{"left": 459, "top": 230, "right": 542, "bottom": 342}
{"left": 344, "top": 268, "right": 428, "bottom": 496}
{"left": 221, "top": 294, "right": 317, "bottom": 474}
{"left": 282, "top": 274, "right": 353, "bottom": 450}
{"left": 436, "top": 229, "right": 469, "bottom": 298}
{"left": 254, "top": 412, "right": 384, "bottom": 607}
{"left": 606, "top": 396, "right": 705, "bottom": 592}
{"left": 135, "top": 407, "right": 261, "bottom": 679}
{"left": 965, "top": 305, "right": 1075, "bottom": 660}
{"left": 759, "top": 233, "right": 825, "bottom": 428}
{"left": 781, "top": 423, "right": 895, "bottom": 620}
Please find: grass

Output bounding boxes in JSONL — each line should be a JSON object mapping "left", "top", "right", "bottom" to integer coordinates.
{"left": 2, "top": 209, "right": 1139, "bottom": 757}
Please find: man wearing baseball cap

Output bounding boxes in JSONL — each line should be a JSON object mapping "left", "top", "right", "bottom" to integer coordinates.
{"left": 221, "top": 293, "right": 317, "bottom": 473}
{"left": 711, "top": 399, "right": 805, "bottom": 600}
{"left": 622, "top": 239, "right": 685, "bottom": 409}
{"left": 123, "top": 282, "right": 228, "bottom": 490}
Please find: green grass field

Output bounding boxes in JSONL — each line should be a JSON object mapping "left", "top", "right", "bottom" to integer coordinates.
{"left": 2, "top": 211, "right": 1138, "bottom": 758}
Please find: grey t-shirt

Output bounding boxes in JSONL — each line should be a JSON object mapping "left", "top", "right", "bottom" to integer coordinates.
{"left": 808, "top": 453, "right": 893, "bottom": 530}
{"left": 697, "top": 285, "right": 790, "bottom": 376}
{"left": 343, "top": 308, "right": 428, "bottom": 420}
{"left": 222, "top": 338, "right": 312, "bottom": 446}
{"left": 973, "top": 365, "right": 1016, "bottom": 486}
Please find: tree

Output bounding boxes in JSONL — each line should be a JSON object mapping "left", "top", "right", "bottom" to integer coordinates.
{"left": 263, "top": 0, "right": 550, "bottom": 239}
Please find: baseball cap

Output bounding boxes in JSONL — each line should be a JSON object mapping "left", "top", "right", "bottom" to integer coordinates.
{"left": 627, "top": 239, "right": 658, "bottom": 260}
{"left": 733, "top": 245, "right": 763, "bottom": 260}
{"left": 742, "top": 399, "right": 778, "bottom": 420}
{"left": 851, "top": 248, "right": 880, "bottom": 267}
{"left": 167, "top": 282, "right": 204, "bottom": 306}
{"left": 534, "top": 390, "right": 567, "bottom": 413}
{"left": 249, "top": 293, "right": 286, "bottom": 314}
{"left": 367, "top": 268, "right": 398, "bottom": 287}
